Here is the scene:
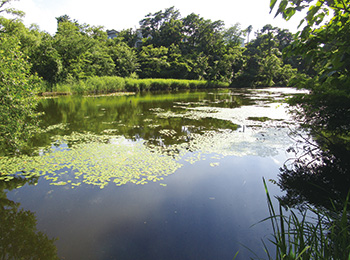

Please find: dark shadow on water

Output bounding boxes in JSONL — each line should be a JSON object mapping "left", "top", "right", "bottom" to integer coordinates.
{"left": 277, "top": 133, "right": 350, "bottom": 212}
{"left": 0, "top": 176, "right": 59, "bottom": 259}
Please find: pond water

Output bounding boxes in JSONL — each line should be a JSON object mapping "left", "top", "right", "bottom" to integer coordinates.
{"left": 2, "top": 88, "right": 303, "bottom": 259}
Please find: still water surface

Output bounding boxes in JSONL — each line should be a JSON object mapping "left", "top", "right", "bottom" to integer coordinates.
{"left": 3, "top": 88, "right": 302, "bottom": 259}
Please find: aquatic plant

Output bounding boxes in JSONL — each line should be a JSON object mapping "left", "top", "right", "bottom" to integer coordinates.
{"left": 0, "top": 88, "right": 298, "bottom": 189}
{"left": 50, "top": 76, "right": 230, "bottom": 94}
{"left": 0, "top": 133, "right": 183, "bottom": 189}
{"left": 258, "top": 178, "right": 350, "bottom": 260}
{"left": 0, "top": 122, "right": 293, "bottom": 189}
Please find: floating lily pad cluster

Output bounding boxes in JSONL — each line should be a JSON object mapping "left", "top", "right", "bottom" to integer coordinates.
{"left": 0, "top": 88, "right": 297, "bottom": 189}
{"left": 0, "top": 134, "right": 182, "bottom": 188}
{"left": 0, "top": 126, "right": 292, "bottom": 188}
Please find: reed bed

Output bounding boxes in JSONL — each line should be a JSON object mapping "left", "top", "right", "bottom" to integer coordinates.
{"left": 47, "top": 76, "right": 229, "bottom": 94}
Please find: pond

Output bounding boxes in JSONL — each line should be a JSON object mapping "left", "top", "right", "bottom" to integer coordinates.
{"left": 1, "top": 88, "right": 303, "bottom": 259}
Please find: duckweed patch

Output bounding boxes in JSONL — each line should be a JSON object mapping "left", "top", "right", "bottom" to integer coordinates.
{"left": 0, "top": 134, "right": 183, "bottom": 188}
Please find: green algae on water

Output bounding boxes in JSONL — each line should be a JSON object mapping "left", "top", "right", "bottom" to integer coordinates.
{"left": 0, "top": 88, "right": 299, "bottom": 189}
{"left": 0, "top": 133, "right": 183, "bottom": 189}
{"left": 0, "top": 125, "right": 293, "bottom": 189}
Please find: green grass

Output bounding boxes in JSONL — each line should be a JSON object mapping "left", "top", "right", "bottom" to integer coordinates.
{"left": 258, "top": 178, "right": 350, "bottom": 260}
{"left": 44, "top": 76, "right": 230, "bottom": 94}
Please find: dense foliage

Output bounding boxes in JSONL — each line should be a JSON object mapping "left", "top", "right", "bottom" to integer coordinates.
{"left": 0, "top": 0, "right": 41, "bottom": 152}
{"left": 270, "top": 0, "right": 350, "bottom": 208}
{"left": 1, "top": 4, "right": 303, "bottom": 92}
{"left": 271, "top": 0, "right": 350, "bottom": 138}
{"left": 0, "top": 0, "right": 307, "bottom": 150}
{"left": 267, "top": 1, "right": 350, "bottom": 258}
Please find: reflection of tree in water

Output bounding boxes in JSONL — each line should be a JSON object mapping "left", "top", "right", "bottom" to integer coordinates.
{"left": 277, "top": 133, "right": 350, "bottom": 211}
{"left": 30, "top": 91, "right": 244, "bottom": 151}
{"left": 0, "top": 176, "right": 59, "bottom": 260}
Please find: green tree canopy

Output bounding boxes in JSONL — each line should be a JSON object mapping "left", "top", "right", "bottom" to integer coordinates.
{"left": 107, "top": 40, "right": 139, "bottom": 77}
{"left": 138, "top": 45, "right": 170, "bottom": 78}
{"left": 233, "top": 25, "right": 297, "bottom": 87}
{"left": 0, "top": 0, "right": 24, "bottom": 33}
{"left": 271, "top": 0, "right": 350, "bottom": 137}
{"left": 0, "top": 28, "right": 41, "bottom": 153}
{"left": 270, "top": 0, "right": 350, "bottom": 214}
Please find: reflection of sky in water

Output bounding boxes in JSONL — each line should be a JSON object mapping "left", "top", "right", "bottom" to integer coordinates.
{"left": 10, "top": 155, "right": 283, "bottom": 260}
{"left": 5, "top": 88, "right": 302, "bottom": 259}
{"left": 1, "top": 94, "right": 295, "bottom": 187}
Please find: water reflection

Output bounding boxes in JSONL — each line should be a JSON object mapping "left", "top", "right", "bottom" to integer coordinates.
{"left": 0, "top": 89, "right": 296, "bottom": 189}
{"left": 33, "top": 90, "right": 264, "bottom": 141}
{"left": 8, "top": 155, "right": 282, "bottom": 260}
{"left": 34, "top": 90, "right": 245, "bottom": 146}
{"left": 0, "top": 177, "right": 58, "bottom": 259}
{"left": 278, "top": 134, "right": 350, "bottom": 211}
{"left": 3, "top": 88, "right": 302, "bottom": 259}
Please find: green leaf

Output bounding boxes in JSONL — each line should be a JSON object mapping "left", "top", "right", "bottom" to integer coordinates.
{"left": 284, "top": 7, "right": 297, "bottom": 20}
{"left": 276, "top": 0, "right": 289, "bottom": 18}
{"left": 270, "top": 0, "right": 278, "bottom": 12}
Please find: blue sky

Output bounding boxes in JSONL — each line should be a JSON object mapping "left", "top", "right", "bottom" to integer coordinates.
{"left": 11, "top": 0, "right": 305, "bottom": 35}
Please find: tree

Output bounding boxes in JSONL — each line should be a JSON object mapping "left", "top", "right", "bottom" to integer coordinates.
{"left": 139, "top": 6, "right": 181, "bottom": 47}
{"left": 207, "top": 46, "right": 244, "bottom": 83}
{"left": 0, "top": 36, "right": 41, "bottom": 153}
{"left": 107, "top": 40, "right": 139, "bottom": 77}
{"left": 138, "top": 45, "right": 170, "bottom": 78}
{"left": 136, "top": 7, "right": 251, "bottom": 81}
{"left": 233, "top": 24, "right": 296, "bottom": 87}
{"left": 223, "top": 23, "right": 243, "bottom": 47}
{"left": 270, "top": 0, "right": 350, "bottom": 216}
{"left": 157, "top": 18, "right": 183, "bottom": 48}
{"left": 164, "top": 44, "right": 191, "bottom": 79}
{"left": 30, "top": 33, "right": 62, "bottom": 85}
{"left": 0, "top": 0, "right": 24, "bottom": 33}
{"left": 83, "top": 45, "right": 115, "bottom": 77}
{"left": 271, "top": 0, "right": 350, "bottom": 137}
{"left": 116, "top": 28, "right": 138, "bottom": 48}
{"left": 0, "top": 1, "right": 42, "bottom": 153}
{"left": 188, "top": 52, "right": 209, "bottom": 80}
{"left": 245, "top": 25, "right": 253, "bottom": 43}
{"left": 182, "top": 13, "right": 225, "bottom": 56}
{"left": 0, "top": 14, "right": 62, "bottom": 86}
{"left": 56, "top": 14, "right": 78, "bottom": 26}
{"left": 53, "top": 19, "right": 95, "bottom": 81}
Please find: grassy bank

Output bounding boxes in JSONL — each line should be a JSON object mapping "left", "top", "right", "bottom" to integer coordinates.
{"left": 40, "top": 76, "right": 230, "bottom": 95}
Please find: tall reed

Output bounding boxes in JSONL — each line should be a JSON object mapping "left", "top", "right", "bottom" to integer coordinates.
{"left": 260, "top": 178, "right": 350, "bottom": 260}
{"left": 41, "top": 76, "right": 230, "bottom": 94}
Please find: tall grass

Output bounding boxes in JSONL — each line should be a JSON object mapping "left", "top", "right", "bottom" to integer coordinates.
{"left": 260, "top": 178, "right": 350, "bottom": 260}
{"left": 44, "top": 76, "right": 230, "bottom": 94}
